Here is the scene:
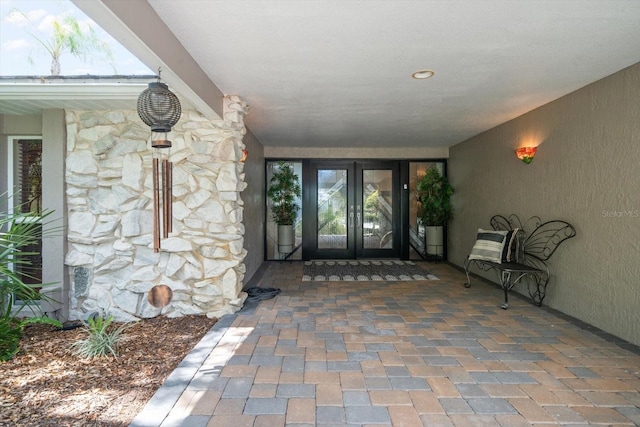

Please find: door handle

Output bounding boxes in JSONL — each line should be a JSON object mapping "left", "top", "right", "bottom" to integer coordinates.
{"left": 349, "top": 212, "right": 354, "bottom": 228}
{"left": 357, "top": 212, "right": 361, "bottom": 227}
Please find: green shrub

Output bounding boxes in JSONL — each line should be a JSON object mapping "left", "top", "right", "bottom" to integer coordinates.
{"left": 71, "top": 316, "right": 130, "bottom": 359}
{"left": 0, "top": 317, "right": 22, "bottom": 361}
{"left": 0, "top": 309, "right": 62, "bottom": 361}
{"left": 1, "top": 193, "right": 63, "bottom": 361}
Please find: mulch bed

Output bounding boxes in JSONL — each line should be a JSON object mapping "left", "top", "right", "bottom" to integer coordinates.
{"left": 0, "top": 315, "right": 217, "bottom": 427}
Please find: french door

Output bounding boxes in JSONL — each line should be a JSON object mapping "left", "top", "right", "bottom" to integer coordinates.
{"left": 303, "top": 161, "right": 400, "bottom": 259}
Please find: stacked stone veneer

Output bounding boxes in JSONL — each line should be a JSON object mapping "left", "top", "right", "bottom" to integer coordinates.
{"left": 64, "top": 96, "right": 249, "bottom": 322}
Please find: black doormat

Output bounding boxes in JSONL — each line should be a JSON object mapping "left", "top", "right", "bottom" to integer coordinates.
{"left": 302, "top": 260, "right": 438, "bottom": 281}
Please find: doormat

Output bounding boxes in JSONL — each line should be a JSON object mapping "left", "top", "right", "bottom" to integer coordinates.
{"left": 302, "top": 260, "right": 438, "bottom": 281}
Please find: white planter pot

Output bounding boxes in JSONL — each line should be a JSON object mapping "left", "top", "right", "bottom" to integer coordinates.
{"left": 425, "top": 225, "right": 444, "bottom": 256}
{"left": 277, "top": 224, "right": 295, "bottom": 254}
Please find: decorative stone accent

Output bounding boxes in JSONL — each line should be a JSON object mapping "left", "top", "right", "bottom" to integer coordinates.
{"left": 148, "top": 285, "right": 173, "bottom": 308}
{"left": 65, "top": 97, "right": 249, "bottom": 321}
{"left": 72, "top": 267, "right": 91, "bottom": 297}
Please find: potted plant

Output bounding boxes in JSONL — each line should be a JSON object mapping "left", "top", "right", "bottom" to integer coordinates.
{"left": 267, "top": 162, "right": 301, "bottom": 254}
{"left": 416, "top": 167, "right": 454, "bottom": 256}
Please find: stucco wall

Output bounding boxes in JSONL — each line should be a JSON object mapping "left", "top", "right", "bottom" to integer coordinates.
{"left": 1, "top": 112, "right": 68, "bottom": 319}
{"left": 0, "top": 114, "right": 42, "bottom": 135}
{"left": 0, "top": 114, "right": 42, "bottom": 196}
{"left": 449, "top": 62, "right": 640, "bottom": 345}
{"left": 238, "top": 128, "right": 265, "bottom": 282}
{"left": 41, "top": 110, "right": 69, "bottom": 318}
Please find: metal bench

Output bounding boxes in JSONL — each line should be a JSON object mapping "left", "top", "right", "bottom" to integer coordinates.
{"left": 464, "top": 214, "right": 576, "bottom": 309}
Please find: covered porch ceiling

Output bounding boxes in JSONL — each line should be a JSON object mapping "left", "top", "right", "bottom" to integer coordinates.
{"left": 33, "top": 1, "right": 640, "bottom": 149}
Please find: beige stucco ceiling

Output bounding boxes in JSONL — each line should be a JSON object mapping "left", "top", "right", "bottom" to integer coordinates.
{"left": 32, "top": 1, "right": 640, "bottom": 149}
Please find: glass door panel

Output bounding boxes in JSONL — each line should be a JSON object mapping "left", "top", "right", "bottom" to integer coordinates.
{"left": 409, "top": 162, "right": 446, "bottom": 260}
{"left": 357, "top": 162, "right": 399, "bottom": 258}
{"left": 317, "top": 169, "right": 348, "bottom": 249}
{"left": 265, "top": 161, "right": 303, "bottom": 260}
{"left": 362, "top": 169, "right": 393, "bottom": 249}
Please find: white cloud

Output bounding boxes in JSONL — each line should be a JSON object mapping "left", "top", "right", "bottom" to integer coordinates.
{"left": 36, "top": 11, "right": 96, "bottom": 35}
{"left": 2, "top": 39, "right": 31, "bottom": 51}
{"left": 3, "top": 8, "right": 46, "bottom": 26}
{"left": 4, "top": 10, "right": 28, "bottom": 25}
{"left": 37, "top": 14, "right": 57, "bottom": 32}
{"left": 26, "top": 9, "right": 47, "bottom": 22}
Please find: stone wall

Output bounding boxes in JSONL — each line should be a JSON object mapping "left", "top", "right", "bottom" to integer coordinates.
{"left": 64, "top": 96, "right": 249, "bottom": 322}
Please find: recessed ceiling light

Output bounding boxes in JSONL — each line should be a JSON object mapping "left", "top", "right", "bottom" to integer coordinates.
{"left": 412, "top": 69, "right": 435, "bottom": 80}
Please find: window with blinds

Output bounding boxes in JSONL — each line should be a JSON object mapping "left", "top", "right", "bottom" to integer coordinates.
{"left": 13, "top": 139, "right": 43, "bottom": 288}
{"left": 16, "top": 139, "right": 43, "bottom": 215}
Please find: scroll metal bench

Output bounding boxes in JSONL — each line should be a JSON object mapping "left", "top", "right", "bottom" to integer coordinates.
{"left": 464, "top": 214, "right": 576, "bottom": 309}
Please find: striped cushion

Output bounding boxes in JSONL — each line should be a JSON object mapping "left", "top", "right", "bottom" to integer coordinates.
{"left": 501, "top": 228, "right": 519, "bottom": 262}
{"left": 468, "top": 229, "right": 509, "bottom": 264}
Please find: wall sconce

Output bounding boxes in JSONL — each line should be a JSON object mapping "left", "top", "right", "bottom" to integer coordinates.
{"left": 137, "top": 68, "right": 181, "bottom": 252}
{"left": 241, "top": 149, "right": 248, "bottom": 163}
{"left": 515, "top": 146, "right": 537, "bottom": 164}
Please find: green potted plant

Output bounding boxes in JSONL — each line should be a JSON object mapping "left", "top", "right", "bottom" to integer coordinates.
{"left": 416, "top": 167, "right": 454, "bottom": 256}
{"left": 267, "top": 162, "right": 301, "bottom": 253}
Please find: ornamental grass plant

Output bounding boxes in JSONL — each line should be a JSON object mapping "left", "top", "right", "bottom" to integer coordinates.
{"left": 71, "top": 315, "right": 131, "bottom": 358}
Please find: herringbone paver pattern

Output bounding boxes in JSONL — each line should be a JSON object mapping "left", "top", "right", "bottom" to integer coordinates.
{"left": 131, "top": 262, "right": 640, "bottom": 426}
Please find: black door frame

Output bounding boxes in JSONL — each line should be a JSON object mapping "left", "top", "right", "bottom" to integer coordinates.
{"left": 355, "top": 161, "right": 401, "bottom": 258}
{"left": 302, "top": 160, "right": 402, "bottom": 260}
{"left": 302, "top": 160, "right": 354, "bottom": 259}
{"left": 265, "top": 158, "right": 449, "bottom": 262}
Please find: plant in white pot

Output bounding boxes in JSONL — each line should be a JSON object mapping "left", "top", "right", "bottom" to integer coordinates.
{"left": 267, "top": 162, "right": 301, "bottom": 254}
{"left": 416, "top": 167, "right": 454, "bottom": 257}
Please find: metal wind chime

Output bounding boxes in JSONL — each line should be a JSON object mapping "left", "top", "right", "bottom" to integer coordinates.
{"left": 137, "top": 69, "right": 182, "bottom": 252}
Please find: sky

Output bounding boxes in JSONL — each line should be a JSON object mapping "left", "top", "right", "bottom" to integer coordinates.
{"left": 0, "top": 0, "right": 152, "bottom": 76}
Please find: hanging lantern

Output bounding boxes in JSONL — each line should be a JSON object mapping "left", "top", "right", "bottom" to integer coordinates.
{"left": 137, "top": 71, "right": 181, "bottom": 148}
